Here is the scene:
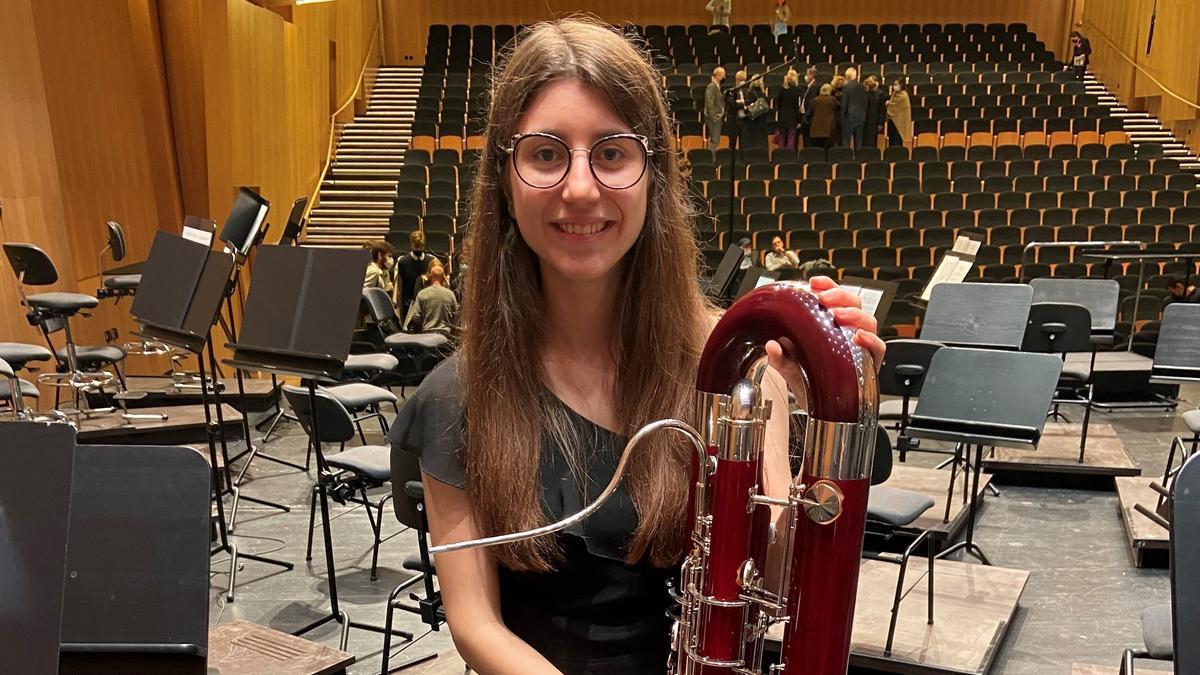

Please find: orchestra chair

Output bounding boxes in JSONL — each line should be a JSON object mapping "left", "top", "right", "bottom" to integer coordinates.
{"left": 283, "top": 385, "right": 394, "bottom": 582}
{"left": 3, "top": 242, "right": 124, "bottom": 416}
{"left": 362, "top": 287, "right": 450, "bottom": 397}
{"left": 0, "top": 342, "right": 51, "bottom": 419}
{"left": 863, "top": 426, "right": 938, "bottom": 657}
{"left": 877, "top": 339, "right": 944, "bottom": 461}
{"left": 1120, "top": 452, "right": 1200, "bottom": 674}
{"left": 1020, "top": 302, "right": 1096, "bottom": 461}
{"left": 381, "top": 436, "right": 443, "bottom": 674}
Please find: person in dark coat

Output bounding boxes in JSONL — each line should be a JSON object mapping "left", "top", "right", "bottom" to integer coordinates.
{"left": 723, "top": 69, "right": 747, "bottom": 150}
{"left": 798, "top": 66, "right": 820, "bottom": 146}
{"left": 1070, "top": 31, "right": 1092, "bottom": 81}
{"left": 861, "top": 75, "right": 887, "bottom": 150}
{"left": 808, "top": 83, "right": 837, "bottom": 149}
{"left": 741, "top": 76, "right": 769, "bottom": 150}
{"left": 839, "top": 67, "right": 867, "bottom": 148}
{"left": 774, "top": 68, "right": 802, "bottom": 150}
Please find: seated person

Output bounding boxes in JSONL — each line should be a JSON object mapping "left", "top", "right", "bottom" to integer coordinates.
{"left": 737, "top": 237, "right": 754, "bottom": 270}
{"left": 1164, "top": 277, "right": 1199, "bottom": 307}
{"left": 403, "top": 260, "right": 458, "bottom": 335}
{"left": 763, "top": 236, "right": 799, "bottom": 271}
{"left": 364, "top": 240, "right": 396, "bottom": 296}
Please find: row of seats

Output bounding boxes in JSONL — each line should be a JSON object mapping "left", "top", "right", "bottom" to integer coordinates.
{"left": 706, "top": 223, "right": 1199, "bottom": 252}
{"left": 424, "top": 23, "right": 1053, "bottom": 71}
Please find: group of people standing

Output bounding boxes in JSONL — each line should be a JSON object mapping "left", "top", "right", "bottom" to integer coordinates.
{"left": 362, "top": 231, "right": 458, "bottom": 335}
{"left": 705, "top": 64, "right": 913, "bottom": 153}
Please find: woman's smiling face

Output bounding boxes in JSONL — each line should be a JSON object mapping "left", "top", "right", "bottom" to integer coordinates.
{"left": 506, "top": 79, "right": 650, "bottom": 288}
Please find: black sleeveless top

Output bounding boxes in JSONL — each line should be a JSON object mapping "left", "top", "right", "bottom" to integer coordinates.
{"left": 387, "top": 355, "right": 675, "bottom": 674}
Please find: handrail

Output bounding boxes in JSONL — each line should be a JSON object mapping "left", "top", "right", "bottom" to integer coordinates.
{"left": 1083, "top": 20, "right": 1200, "bottom": 112}
{"left": 301, "top": 18, "right": 382, "bottom": 229}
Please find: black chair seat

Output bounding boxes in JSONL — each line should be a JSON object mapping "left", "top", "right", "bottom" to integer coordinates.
{"left": 26, "top": 292, "right": 99, "bottom": 312}
{"left": 1141, "top": 602, "right": 1173, "bottom": 659}
{"left": 345, "top": 353, "right": 399, "bottom": 374}
{"left": 1184, "top": 409, "right": 1200, "bottom": 435}
{"left": 55, "top": 344, "right": 125, "bottom": 365}
{"left": 403, "top": 553, "right": 435, "bottom": 575}
{"left": 325, "top": 382, "right": 397, "bottom": 409}
{"left": 0, "top": 378, "right": 39, "bottom": 400}
{"left": 867, "top": 486, "right": 935, "bottom": 527}
{"left": 326, "top": 444, "right": 391, "bottom": 481}
{"left": 103, "top": 274, "right": 141, "bottom": 290}
{"left": 384, "top": 332, "right": 450, "bottom": 350}
{"left": 0, "top": 342, "right": 52, "bottom": 369}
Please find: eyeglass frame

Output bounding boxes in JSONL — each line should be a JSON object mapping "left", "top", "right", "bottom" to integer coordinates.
{"left": 502, "top": 132, "right": 656, "bottom": 190}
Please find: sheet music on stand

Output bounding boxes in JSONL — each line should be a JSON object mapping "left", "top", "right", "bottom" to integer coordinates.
{"left": 920, "top": 236, "right": 982, "bottom": 302}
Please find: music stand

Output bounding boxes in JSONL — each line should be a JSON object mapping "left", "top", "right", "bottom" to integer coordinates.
{"left": 906, "top": 348, "right": 1063, "bottom": 564}
{"left": 220, "top": 187, "right": 270, "bottom": 258}
{"left": 0, "top": 422, "right": 75, "bottom": 674}
{"left": 919, "top": 282, "right": 1033, "bottom": 350}
{"left": 59, "top": 444, "right": 210, "bottom": 674}
{"left": 1030, "top": 278, "right": 1120, "bottom": 345}
{"left": 279, "top": 197, "right": 308, "bottom": 246}
{"left": 734, "top": 267, "right": 779, "bottom": 299}
{"left": 131, "top": 231, "right": 293, "bottom": 600}
{"left": 222, "top": 245, "right": 411, "bottom": 651}
{"left": 706, "top": 244, "right": 745, "bottom": 300}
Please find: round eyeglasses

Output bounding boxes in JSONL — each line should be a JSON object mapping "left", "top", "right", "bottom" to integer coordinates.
{"left": 504, "top": 132, "right": 654, "bottom": 190}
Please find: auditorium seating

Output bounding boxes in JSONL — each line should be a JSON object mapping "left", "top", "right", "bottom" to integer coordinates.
{"left": 390, "top": 23, "right": 1199, "bottom": 339}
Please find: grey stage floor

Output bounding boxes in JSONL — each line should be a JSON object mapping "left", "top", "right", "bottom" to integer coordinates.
{"left": 213, "top": 383, "right": 1199, "bottom": 674}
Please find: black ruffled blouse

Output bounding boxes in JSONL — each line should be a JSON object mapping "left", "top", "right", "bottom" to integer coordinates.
{"left": 387, "top": 355, "right": 675, "bottom": 674}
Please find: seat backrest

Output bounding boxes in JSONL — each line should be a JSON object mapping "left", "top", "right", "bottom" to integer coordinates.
{"left": 363, "top": 287, "right": 402, "bottom": 328}
{"left": 877, "top": 339, "right": 944, "bottom": 397}
{"left": 872, "top": 424, "right": 893, "bottom": 486}
{"left": 3, "top": 242, "right": 58, "bottom": 286}
{"left": 390, "top": 438, "right": 426, "bottom": 530}
{"left": 1021, "top": 302, "right": 1093, "bottom": 353}
{"left": 1172, "top": 452, "right": 1200, "bottom": 672}
{"left": 105, "top": 221, "right": 127, "bottom": 262}
{"left": 281, "top": 384, "right": 356, "bottom": 444}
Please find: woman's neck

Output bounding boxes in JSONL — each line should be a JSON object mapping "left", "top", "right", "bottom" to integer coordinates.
{"left": 540, "top": 267, "right": 621, "bottom": 362}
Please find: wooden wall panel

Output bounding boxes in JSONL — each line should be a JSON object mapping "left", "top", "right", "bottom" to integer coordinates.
{"left": 1083, "top": 0, "right": 1200, "bottom": 152}
{"left": 382, "top": 0, "right": 1072, "bottom": 64}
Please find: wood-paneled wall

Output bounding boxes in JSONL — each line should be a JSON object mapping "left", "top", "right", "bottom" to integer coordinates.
{"left": 382, "top": 0, "right": 1073, "bottom": 65}
{"left": 161, "top": 0, "right": 381, "bottom": 235}
{"left": 1082, "top": 0, "right": 1200, "bottom": 152}
{"left": 0, "top": 0, "right": 380, "bottom": 361}
{"left": 0, "top": 0, "right": 182, "bottom": 351}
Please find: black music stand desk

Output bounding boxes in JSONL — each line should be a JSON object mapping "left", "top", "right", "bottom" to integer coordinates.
{"left": 59, "top": 444, "right": 210, "bottom": 674}
{"left": 0, "top": 422, "right": 75, "bottom": 674}
{"left": 906, "top": 348, "right": 1063, "bottom": 564}
{"left": 131, "top": 231, "right": 293, "bottom": 600}
{"left": 222, "top": 244, "right": 411, "bottom": 652}
{"left": 919, "top": 282, "right": 1033, "bottom": 350}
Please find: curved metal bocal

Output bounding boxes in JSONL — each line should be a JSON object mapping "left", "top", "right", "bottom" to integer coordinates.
{"left": 697, "top": 283, "right": 867, "bottom": 423}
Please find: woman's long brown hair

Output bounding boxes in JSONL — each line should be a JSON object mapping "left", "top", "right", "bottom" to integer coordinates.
{"left": 460, "top": 18, "right": 708, "bottom": 571}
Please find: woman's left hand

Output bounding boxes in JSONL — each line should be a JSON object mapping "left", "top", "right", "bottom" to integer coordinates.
{"left": 763, "top": 275, "right": 886, "bottom": 376}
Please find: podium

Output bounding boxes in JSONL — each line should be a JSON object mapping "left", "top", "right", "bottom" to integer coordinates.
{"left": 222, "top": 244, "right": 411, "bottom": 652}
{"left": 906, "top": 347, "right": 1063, "bottom": 563}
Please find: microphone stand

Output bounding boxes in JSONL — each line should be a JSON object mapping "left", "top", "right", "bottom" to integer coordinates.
{"left": 721, "top": 58, "right": 796, "bottom": 245}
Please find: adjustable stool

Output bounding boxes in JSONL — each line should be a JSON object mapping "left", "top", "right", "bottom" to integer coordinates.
{"left": 4, "top": 243, "right": 124, "bottom": 417}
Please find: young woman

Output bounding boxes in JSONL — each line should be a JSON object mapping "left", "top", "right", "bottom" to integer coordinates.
{"left": 389, "top": 18, "right": 883, "bottom": 674}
